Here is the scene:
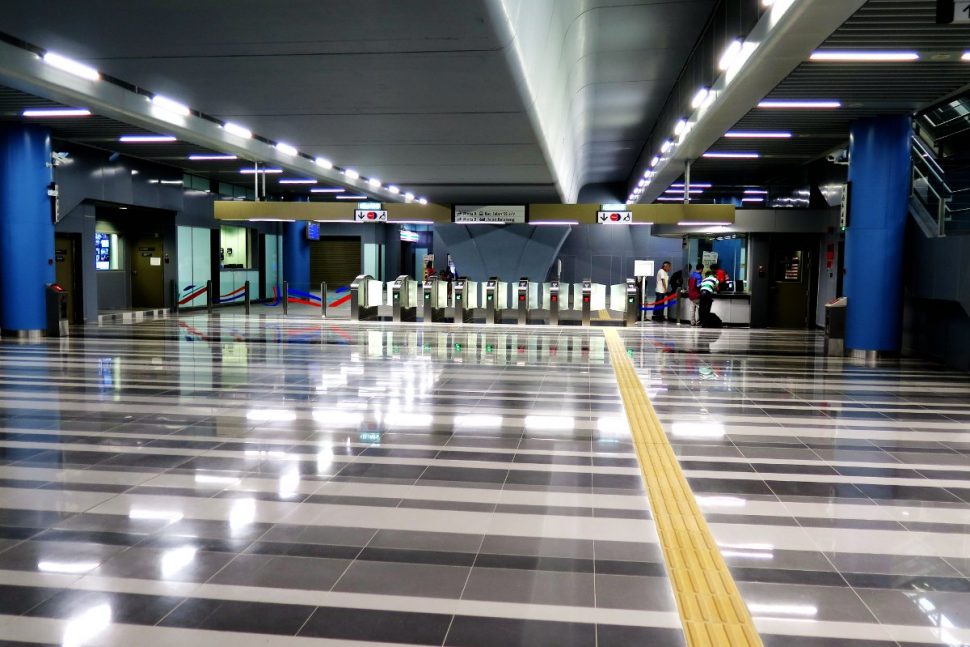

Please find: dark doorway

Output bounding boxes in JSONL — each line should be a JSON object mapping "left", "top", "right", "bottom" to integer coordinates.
{"left": 131, "top": 235, "right": 165, "bottom": 308}
{"left": 767, "top": 235, "right": 819, "bottom": 328}
{"left": 54, "top": 234, "right": 82, "bottom": 323}
{"left": 310, "top": 236, "right": 361, "bottom": 288}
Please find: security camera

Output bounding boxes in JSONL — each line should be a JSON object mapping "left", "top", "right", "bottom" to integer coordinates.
{"left": 51, "top": 151, "right": 71, "bottom": 167}
{"left": 826, "top": 149, "right": 849, "bottom": 165}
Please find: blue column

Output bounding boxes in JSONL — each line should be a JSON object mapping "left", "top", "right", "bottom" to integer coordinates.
{"left": 281, "top": 221, "right": 309, "bottom": 289}
{"left": 0, "top": 126, "right": 55, "bottom": 335}
{"left": 844, "top": 115, "right": 911, "bottom": 352}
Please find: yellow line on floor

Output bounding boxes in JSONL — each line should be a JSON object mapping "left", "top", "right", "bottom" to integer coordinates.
{"left": 597, "top": 309, "right": 611, "bottom": 320}
{"left": 603, "top": 329, "right": 763, "bottom": 647}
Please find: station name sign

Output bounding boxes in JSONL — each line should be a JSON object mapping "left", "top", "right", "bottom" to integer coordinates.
{"left": 454, "top": 205, "right": 525, "bottom": 224}
{"left": 597, "top": 211, "right": 633, "bottom": 224}
{"left": 354, "top": 209, "right": 387, "bottom": 222}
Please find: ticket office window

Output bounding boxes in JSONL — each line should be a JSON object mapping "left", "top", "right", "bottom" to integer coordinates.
{"left": 95, "top": 232, "right": 122, "bottom": 270}
{"left": 219, "top": 225, "right": 254, "bottom": 269}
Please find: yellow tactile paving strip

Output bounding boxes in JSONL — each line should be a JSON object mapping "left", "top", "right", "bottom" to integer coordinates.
{"left": 603, "top": 329, "right": 763, "bottom": 647}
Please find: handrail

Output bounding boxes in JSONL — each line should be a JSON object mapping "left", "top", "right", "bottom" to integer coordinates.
{"left": 911, "top": 136, "right": 953, "bottom": 237}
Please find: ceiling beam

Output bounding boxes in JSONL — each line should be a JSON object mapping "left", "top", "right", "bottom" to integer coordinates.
{"left": 0, "top": 39, "right": 406, "bottom": 203}
{"left": 634, "top": 0, "right": 866, "bottom": 204}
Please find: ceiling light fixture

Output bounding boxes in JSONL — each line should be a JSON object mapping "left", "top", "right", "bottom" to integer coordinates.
{"left": 368, "top": 178, "right": 381, "bottom": 188}
{"left": 741, "top": 197, "right": 765, "bottom": 202}
{"left": 275, "top": 142, "right": 298, "bottom": 156}
{"left": 691, "top": 87, "right": 710, "bottom": 109}
{"left": 533, "top": 221, "right": 579, "bottom": 226}
{"left": 810, "top": 51, "right": 919, "bottom": 62}
{"left": 664, "top": 189, "right": 704, "bottom": 194}
{"left": 674, "top": 119, "right": 688, "bottom": 136}
{"left": 151, "top": 95, "right": 190, "bottom": 116}
{"left": 222, "top": 122, "right": 252, "bottom": 139}
{"left": 418, "top": 198, "right": 428, "bottom": 205}
{"left": 240, "top": 167, "right": 282, "bottom": 174}
{"left": 388, "top": 185, "right": 400, "bottom": 194}
{"left": 336, "top": 194, "right": 368, "bottom": 200}
{"left": 22, "top": 108, "right": 91, "bottom": 117}
{"left": 315, "top": 157, "right": 333, "bottom": 169}
{"left": 188, "top": 154, "right": 237, "bottom": 161}
{"left": 744, "top": 189, "right": 768, "bottom": 194}
{"left": 661, "top": 139, "right": 673, "bottom": 153}
{"left": 404, "top": 192, "right": 415, "bottom": 201}
{"left": 678, "top": 221, "right": 728, "bottom": 226}
{"left": 703, "top": 152, "right": 760, "bottom": 159}
{"left": 119, "top": 134, "right": 176, "bottom": 143}
{"left": 650, "top": 156, "right": 661, "bottom": 167}
{"left": 718, "top": 39, "right": 744, "bottom": 71}
{"left": 963, "top": 52, "right": 970, "bottom": 61}
{"left": 344, "top": 169, "right": 359, "bottom": 180}
{"left": 310, "top": 188, "right": 344, "bottom": 193}
{"left": 758, "top": 100, "right": 841, "bottom": 109}
{"left": 42, "top": 52, "right": 100, "bottom": 81}
{"left": 279, "top": 179, "right": 317, "bottom": 184}
{"left": 671, "top": 183, "right": 712, "bottom": 188}
{"left": 725, "top": 131, "right": 792, "bottom": 138}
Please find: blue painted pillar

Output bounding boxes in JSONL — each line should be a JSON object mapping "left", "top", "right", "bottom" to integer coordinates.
{"left": 282, "top": 220, "right": 309, "bottom": 289}
{"left": 844, "top": 115, "right": 911, "bottom": 352}
{"left": 0, "top": 126, "right": 55, "bottom": 335}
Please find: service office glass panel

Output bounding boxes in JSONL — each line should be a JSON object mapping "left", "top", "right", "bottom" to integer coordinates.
{"left": 693, "top": 234, "right": 747, "bottom": 287}
{"left": 95, "top": 232, "right": 122, "bottom": 270}
{"left": 220, "top": 225, "right": 254, "bottom": 269}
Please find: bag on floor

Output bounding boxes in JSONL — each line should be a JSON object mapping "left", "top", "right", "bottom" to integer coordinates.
{"left": 703, "top": 312, "right": 723, "bottom": 329}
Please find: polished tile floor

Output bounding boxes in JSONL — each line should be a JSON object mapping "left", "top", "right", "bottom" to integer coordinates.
{"left": 0, "top": 315, "right": 967, "bottom": 646}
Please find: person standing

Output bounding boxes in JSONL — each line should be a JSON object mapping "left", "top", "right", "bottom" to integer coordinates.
{"left": 654, "top": 261, "right": 671, "bottom": 322}
{"left": 688, "top": 263, "right": 704, "bottom": 326}
{"left": 699, "top": 270, "right": 718, "bottom": 327}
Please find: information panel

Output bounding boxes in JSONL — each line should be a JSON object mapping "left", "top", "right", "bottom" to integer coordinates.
{"left": 454, "top": 205, "right": 525, "bottom": 223}
{"left": 354, "top": 210, "right": 388, "bottom": 222}
{"left": 597, "top": 211, "right": 633, "bottom": 224}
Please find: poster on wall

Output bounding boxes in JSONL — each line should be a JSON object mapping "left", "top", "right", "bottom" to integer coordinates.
{"left": 702, "top": 251, "right": 719, "bottom": 267}
{"left": 634, "top": 260, "right": 654, "bottom": 277}
{"left": 454, "top": 205, "right": 525, "bottom": 223}
{"left": 596, "top": 211, "right": 632, "bottom": 224}
{"left": 354, "top": 209, "right": 387, "bottom": 222}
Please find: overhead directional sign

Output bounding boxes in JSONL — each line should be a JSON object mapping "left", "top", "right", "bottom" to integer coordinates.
{"left": 354, "top": 209, "right": 387, "bottom": 222}
{"left": 596, "top": 211, "right": 633, "bottom": 224}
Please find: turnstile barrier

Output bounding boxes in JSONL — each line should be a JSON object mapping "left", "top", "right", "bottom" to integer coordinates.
{"left": 391, "top": 275, "right": 418, "bottom": 322}
{"left": 351, "top": 274, "right": 381, "bottom": 321}
{"left": 422, "top": 276, "right": 449, "bottom": 322}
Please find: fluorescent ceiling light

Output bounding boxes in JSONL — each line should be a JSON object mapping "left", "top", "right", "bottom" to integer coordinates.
{"left": 240, "top": 167, "right": 282, "bottom": 174}
{"left": 275, "top": 142, "right": 298, "bottom": 156}
{"left": 657, "top": 197, "right": 687, "bottom": 202}
{"left": 744, "top": 189, "right": 768, "bottom": 194}
{"left": 312, "top": 157, "right": 333, "bottom": 170}
{"left": 810, "top": 51, "right": 919, "bottom": 62}
{"left": 151, "top": 95, "right": 190, "bottom": 116}
{"left": 674, "top": 119, "right": 687, "bottom": 136}
{"left": 741, "top": 197, "right": 765, "bottom": 202}
{"left": 22, "top": 108, "right": 91, "bottom": 117}
{"left": 119, "top": 134, "right": 176, "bottom": 143}
{"left": 725, "top": 131, "right": 791, "bottom": 138}
{"left": 395, "top": 220, "right": 434, "bottom": 224}
{"left": 336, "top": 195, "right": 368, "bottom": 200}
{"left": 343, "top": 169, "right": 359, "bottom": 180}
{"left": 368, "top": 178, "right": 381, "bottom": 188}
{"left": 637, "top": 180, "right": 646, "bottom": 188}
{"left": 223, "top": 122, "right": 252, "bottom": 139}
{"left": 310, "top": 188, "right": 344, "bottom": 193}
{"left": 758, "top": 100, "right": 841, "bottom": 109}
{"left": 718, "top": 39, "right": 744, "bottom": 71}
{"left": 703, "top": 152, "right": 760, "bottom": 159}
{"left": 691, "top": 87, "right": 710, "bottom": 109}
{"left": 678, "top": 221, "right": 729, "bottom": 226}
{"left": 665, "top": 189, "right": 704, "bottom": 194}
{"left": 42, "top": 52, "right": 100, "bottom": 81}
{"left": 388, "top": 185, "right": 400, "bottom": 194}
{"left": 533, "top": 221, "right": 579, "bottom": 225}
{"left": 159, "top": 180, "right": 183, "bottom": 185}
{"left": 418, "top": 198, "right": 428, "bottom": 205}
{"left": 963, "top": 52, "right": 970, "bottom": 61}
{"left": 279, "top": 179, "right": 317, "bottom": 184}
{"left": 188, "top": 154, "right": 236, "bottom": 161}
{"left": 671, "top": 183, "right": 712, "bottom": 188}
{"left": 660, "top": 140, "right": 673, "bottom": 153}
{"left": 650, "top": 156, "right": 660, "bottom": 167}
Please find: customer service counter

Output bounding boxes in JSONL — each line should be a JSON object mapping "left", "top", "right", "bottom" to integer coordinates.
{"left": 675, "top": 291, "right": 751, "bottom": 326}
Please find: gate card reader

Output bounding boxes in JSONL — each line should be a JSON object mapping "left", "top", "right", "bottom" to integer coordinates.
{"left": 548, "top": 281, "right": 560, "bottom": 326}
{"left": 516, "top": 278, "right": 529, "bottom": 325}
{"left": 624, "top": 278, "right": 639, "bottom": 327}
{"left": 581, "top": 279, "right": 592, "bottom": 327}
{"left": 484, "top": 278, "right": 498, "bottom": 325}
{"left": 453, "top": 278, "right": 467, "bottom": 324}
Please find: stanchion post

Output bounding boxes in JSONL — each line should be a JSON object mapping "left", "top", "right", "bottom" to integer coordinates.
{"left": 244, "top": 281, "right": 251, "bottom": 315}
{"left": 172, "top": 280, "right": 179, "bottom": 315}
{"left": 282, "top": 281, "right": 289, "bottom": 315}
{"left": 206, "top": 280, "right": 213, "bottom": 314}
{"left": 320, "top": 281, "right": 327, "bottom": 319}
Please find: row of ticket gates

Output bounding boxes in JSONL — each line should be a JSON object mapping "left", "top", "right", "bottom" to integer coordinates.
{"left": 349, "top": 274, "right": 641, "bottom": 326}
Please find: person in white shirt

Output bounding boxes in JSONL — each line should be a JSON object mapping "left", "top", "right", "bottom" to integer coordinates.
{"left": 654, "top": 261, "right": 671, "bottom": 322}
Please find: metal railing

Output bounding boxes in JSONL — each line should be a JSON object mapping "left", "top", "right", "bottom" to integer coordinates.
{"left": 911, "top": 136, "right": 953, "bottom": 237}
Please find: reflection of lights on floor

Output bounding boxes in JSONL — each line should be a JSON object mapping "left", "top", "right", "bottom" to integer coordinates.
{"left": 128, "top": 509, "right": 183, "bottom": 522}
{"left": 229, "top": 498, "right": 256, "bottom": 529}
{"left": 596, "top": 416, "right": 630, "bottom": 437}
{"left": 720, "top": 549, "right": 774, "bottom": 560}
{"left": 314, "top": 410, "right": 364, "bottom": 427}
{"left": 37, "top": 560, "right": 100, "bottom": 574}
{"left": 160, "top": 546, "right": 197, "bottom": 577}
{"left": 278, "top": 466, "right": 301, "bottom": 498}
{"left": 524, "top": 415, "right": 576, "bottom": 432}
{"left": 63, "top": 603, "right": 112, "bottom": 647}
{"left": 383, "top": 413, "right": 433, "bottom": 428}
{"left": 671, "top": 421, "right": 725, "bottom": 438}
{"left": 915, "top": 596, "right": 962, "bottom": 646}
{"left": 453, "top": 414, "right": 504, "bottom": 429}
{"left": 696, "top": 495, "right": 747, "bottom": 508}
{"left": 746, "top": 602, "right": 818, "bottom": 617}
{"left": 246, "top": 409, "right": 296, "bottom": 422}
{"left": 194, "top": 474, "right": 240, "bottom": 486}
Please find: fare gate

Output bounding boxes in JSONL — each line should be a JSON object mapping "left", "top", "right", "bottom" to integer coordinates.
{"left": 350, "top": 274, "right": 382, "bottom": 321}
{"left": 391, "top": 275, "right": 418, "bottom": 322}
{"left": 422, "top": 276, "right": 449, "bottom": 322}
